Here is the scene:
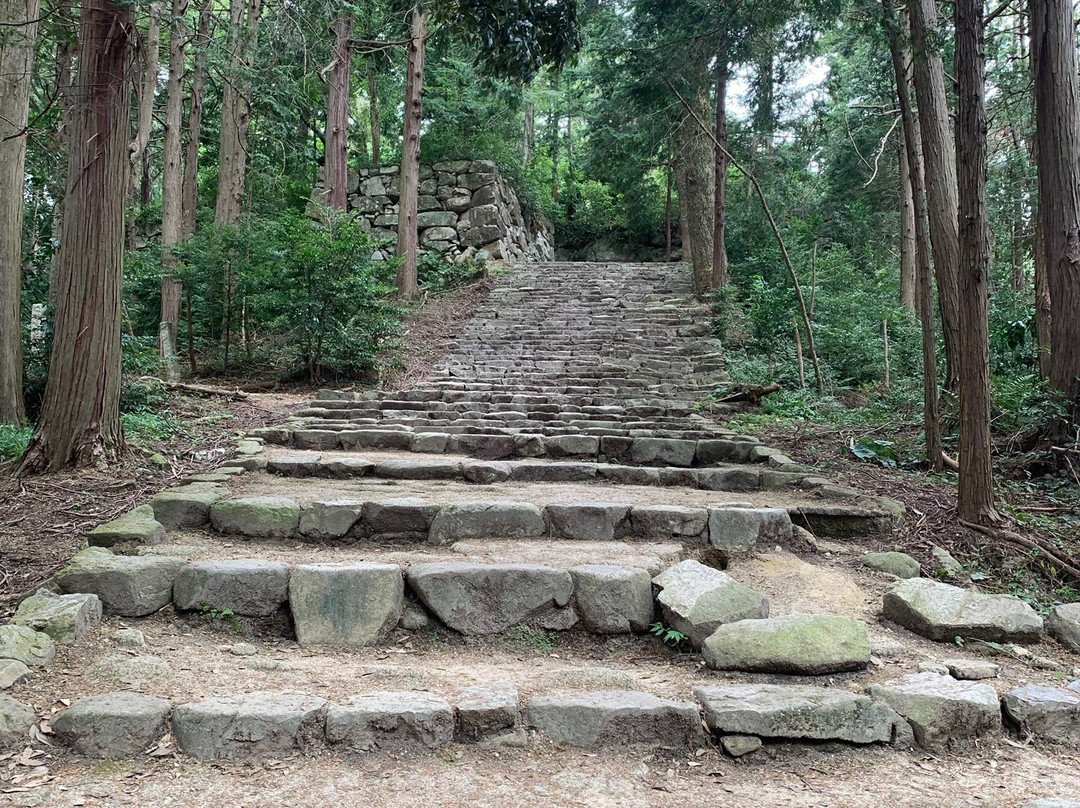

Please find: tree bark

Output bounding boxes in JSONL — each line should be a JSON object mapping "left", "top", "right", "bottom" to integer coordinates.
{"left": 712, "top": 55, "right": 730, "bottom": 289}
{"left": 524, "top": 99, "right": 535, "bottom": 166}
{"left": 368, "top": 62, "right": 380, "bottom": 169}
{"left": 182, "top": 0, "right": 212, "bottom": 236}
{"left": 130, "top": 2, "right": 163, "bottom": 170}
{"left": 1033, "top": 213, "right": 1053, "bottom": 380}
{"left": 954, "top": 0, "right": 997, "bottom": 523}
{"left": 1030, "top": 0, "right": 1080, "bottom": 410}
{"left": 47, "top": 0, "right": 76, "bottom": 306}
{"left": 907, "top": 0, "right": 962, "bottom": 392}
{"left": 0, "top": 0, "right": 42, "bottom": 424}
{"left": 160, "top": 0, "right": 188, "bottom": 380}
{"left": 214, "top": 0, "right": 261, "bottom": 227}
{"left": 898, "top": 123, "right": 917, "bottom": 311}
{"left": 325, "top": 15, "right": 353, "bottom": 211}
{"left": 19, "top": 0, "right": 133, "bottom": 473}
{"left": 885, "top": 0, "right": 943, "bottom": 471}
{"left": 676, "top": 88, "right": 715, "bottom": 299}
{"left": 395, "top": 7, "right": 428, "bottom": 300}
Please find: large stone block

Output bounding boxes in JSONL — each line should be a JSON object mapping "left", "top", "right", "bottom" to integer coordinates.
{"left": 628, "top": 506, "right": 708, "bottom": 541}
{"left": 416, "top": 210, "right": 458, "bottom": 228}
{"left": 363, "top": 498, "right": 440, "bottom": 535}
{"left": 455, "top": 682, "right": 519, "bottom": 741}
{"left": 702, "top": 614, "right": 871, "bottom": 675}
{"left": 525, "top": 691, "right": 703, "bottom": 750}
{"left": 695, "top": 683, "right": 905, "bottom": 744}
{"left": 882, "top": 578, "right": 1043, "bottom": 643}
{"left": 172, "top": 692, "right": 327, "bottom": 760}
{"left": 299, "top": 500, "right": 364, "bottom": 540}
{"left": 150, "top": 483, "right": 228, "bottom": 529}
{"left": 869, "top": 673, "right": 1001, "bottom": 748}
{"left": 55, "top": 547, "right": 184, "bottom": 617}
{"left": 695, "top": 439, "right": 759, "bottom": 464}
{"left": 1047, "top": 603, "right": 1080, "bottom": 651}
{"left": 0, "top": 696, "right": 35, "bottom": 748}
{"left": 1002, "top": 684, "right": 1080, "bottom": 743}
{"left": 53, "top": 692, "right": 172, "bottom": 758}
{"left": 428, "top": 502, "right": 546, "bottom": 544}
{"left": 570, "top": 566, "right": 653, "bottom": 634}
{"left": 652, "top": 560, "right": 768, "bottom": 648}
{"left": 210, "top": 496, "right": 301, "bottom": 538}
{"left": 545, "top": 503, "right": 630, "bottom": 541}
{"left": 173, "top": 560, "right": 290, "bottom": 617}
{"left": 12, "top": 590, "right": 102, "bottom": 645}
{"left": 406, "top": 562, "right": 573, "bottom": 635}
{"left": 89, "top": 504, "right": 165, "bottom": 547}
{"left": 630, "top": 438, "right": 697, "bottom": 467}
{"left": 0, "top": 625, "right": 55, "bottom": 667}
{"left": 707, "top": 507, "right": 792, "bottom": 554}
{"left": 325, "top": 692, "right": 454, "bottom": 751}
{"left": 545, "top": 435, "right": 600, "bottom": 458}
{"left": 289, "top": 563, "right": 403, "bottom": 647}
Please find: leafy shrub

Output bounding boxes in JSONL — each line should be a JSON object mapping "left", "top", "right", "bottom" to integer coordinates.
{"left": 0, "top": 425, "right": 32, "bottom": 463}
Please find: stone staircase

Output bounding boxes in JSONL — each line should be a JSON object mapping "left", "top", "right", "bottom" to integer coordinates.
{"left": 2, "top": 262, "right": 1079, "bottom": 804}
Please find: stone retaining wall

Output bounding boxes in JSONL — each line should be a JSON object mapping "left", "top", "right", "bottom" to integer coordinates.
{"left": 317, "top": 161, "right": 554, "bottom": 264}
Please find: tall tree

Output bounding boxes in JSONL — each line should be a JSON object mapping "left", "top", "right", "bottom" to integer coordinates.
{"left": 182, "top": 0, "right": 213, "bottom": 235}
{"left": 907, "top": 0, "right": 962, "bottom": 392}
{"left": 214, "top": 0, "right": 262, "bottom": 226}
{"left": 19, "top": 0, "right": 133, "bottom": 473}
{"left": 395, "top": 6, "right": 428, "bottom": 300}
{"left": 1030, "top": 0, "right": 1080, "bottom": 410}
{"left": 712, "top": 51, "right": 730, "bottom": 289}
{"left": 160, "top": 0, "right": 189, "bottom": 379}
{"left": 954, "top": 0, "right": 997, "bottom": 523}
{"left": 325, "top": 14, "right": 354, "bottom": 211}
{"left": 884, "top": 0, "right": 942, "bottom": 471}
{"left": 0, "top": 0, "right": 42, "bottom": 424}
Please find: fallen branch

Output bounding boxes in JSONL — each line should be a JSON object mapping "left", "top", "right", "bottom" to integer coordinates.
{"left": 138, "top": 376, "right": 249, "bottom": 400}
{"left": 713, "top": 383, "right": 781, "bottom": 406}
{"left": 959, "top": 519, "right": 1080, "bottom": 581}
{"left": 941, "top": 451, "right": 959, "bottom": 471}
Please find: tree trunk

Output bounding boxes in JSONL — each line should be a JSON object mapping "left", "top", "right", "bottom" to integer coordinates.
{"left": 48, "top": 1, "right": 76, "bottom": 307}
{"left": 677, "top": 92, "right": 715, "bottom": 299}
{"left": 907, "top": 0, "right": 962, "bottom": 392}
{"left": 214, "top": 0, "right": 261, "bottom": 227}
{"left": 130, "top": 2, "right": 163, "bottom": 170}
{"left": 19, "top": 0, "right": 133, "bottom": 473}
{"left": 524, "top": 99, "right": 535, "bottom": 166}
{"left": 885, "top": 0, "right": 943, "bottom": 471}
{"left": 1030, "top": 0, "right": 1080, "bottom": 410}
{"left": 954, "top": 0, "right": 997, "bottom": 523}
{"left": 325, "top": 15, "right": 353, "bottom": 211}
{"left": 395, "top": 7, "right": 428, "bottom": 301}
{"left": 898, "top": 125, "right": 917, "bottom": 311}
{"left": 1033, "top": 213, "right": 1053, "bottom": 380}
{"left": 368, "top": 62, "right": 380, "bottom": 169}
{"left": 712, "top": 56, "right": 730, "bottom": 289}
{"left": 160, "top": 0, "right": 188, "bottom": 380}
{"left": 0, "top": 0, "right": 42, "bottom": 425}
{"left": 182, "top": 0, "right": 212, "bottom": 236}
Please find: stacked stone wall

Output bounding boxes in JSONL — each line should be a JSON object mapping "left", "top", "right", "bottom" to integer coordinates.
{"left": 323, "top": 160, "right": 554, "bottom": 263}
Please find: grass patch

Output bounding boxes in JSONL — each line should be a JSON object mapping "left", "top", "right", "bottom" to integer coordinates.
{"left": 501, "top": 625, "right": 557, "bottom": 653}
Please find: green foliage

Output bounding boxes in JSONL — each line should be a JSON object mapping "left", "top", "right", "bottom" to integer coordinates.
{"left": 173, "top": 211, "right": 401, "bottom": 382}
{"left": 200, "top": 605, "right": 242, "bottom": 634}
{"left": 417, "top": 251, "right": 486, "bottom": 294}
{"left": 649, "top": 621, "right": 691, "bottom": 650}
{"left": 849, "top": 438, "right": 900, "bottom": 468}
{"left": 0, "top": 425, "right": 33, "bottom": 463}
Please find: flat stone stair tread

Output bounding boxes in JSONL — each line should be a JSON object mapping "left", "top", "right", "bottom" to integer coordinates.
{"left": 225, "top": 469, "right": 836, "bottom": 511}
{"left": 141, "top": 533, "right": 687, "bottom": 572}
